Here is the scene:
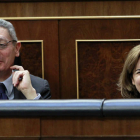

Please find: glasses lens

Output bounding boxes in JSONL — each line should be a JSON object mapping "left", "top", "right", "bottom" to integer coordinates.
{"left": 0, "top": 39, "right": 7, "bottom": 45}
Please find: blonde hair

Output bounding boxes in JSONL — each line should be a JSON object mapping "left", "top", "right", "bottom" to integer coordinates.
{"left": 118, "top": 44, "right": 140, "bottom": 98}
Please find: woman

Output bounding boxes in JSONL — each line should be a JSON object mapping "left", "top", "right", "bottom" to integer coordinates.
{"left": 118, "top": 44, "right": 140, "bottom": 98}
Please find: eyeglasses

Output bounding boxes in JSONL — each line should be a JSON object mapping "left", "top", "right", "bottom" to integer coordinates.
{"left": 0, "top": 40, "right": 17, "bottom": 50}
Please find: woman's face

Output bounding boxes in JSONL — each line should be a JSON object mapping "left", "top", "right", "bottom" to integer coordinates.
{"left": 132, "top": 58, "right": 140, "bottom": 93}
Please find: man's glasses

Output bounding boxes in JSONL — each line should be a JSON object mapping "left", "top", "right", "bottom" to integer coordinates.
{"left": 0, "top": 39, "right": 17, "bottom": 50}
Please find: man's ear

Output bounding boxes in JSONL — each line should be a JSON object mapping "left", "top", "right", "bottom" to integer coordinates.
{"left": 15, "top": 42, "right": 21, "bottom": 57}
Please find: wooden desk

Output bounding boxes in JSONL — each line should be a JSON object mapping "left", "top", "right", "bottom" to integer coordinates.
{"left": 41, "top": 117, "right": 140, "bottom": 140}
{"left": 0, "top": 118, "right": 40, "bottom": 140}
{"left": 1, "top": 117, "right": 140, "bottom": 140}
{"left": 0, "top": 100, "right": 140, "bottom": 140}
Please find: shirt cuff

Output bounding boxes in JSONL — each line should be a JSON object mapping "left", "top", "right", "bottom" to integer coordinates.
{"left": 34, "top": 93, "right": 41, "bottom": 100}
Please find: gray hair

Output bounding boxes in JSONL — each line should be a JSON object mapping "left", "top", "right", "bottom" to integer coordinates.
{"left": 0, "top": 19, "right": 17, "bottom": 41}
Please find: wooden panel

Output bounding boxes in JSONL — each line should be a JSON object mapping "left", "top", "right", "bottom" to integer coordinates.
{"left": 0, "top": 138, "right": 39, "bottom": 140}
{"left": 77, "top": 41, "right": 140, "bottom": 99}
{"left": 42, "top": 137, "right": 140, "bottom": 140}
{"left": 0, "top": 0, "right": 133, "bottom": 1}
{"left": 0, "top": 118, "right": 40, "bottom": 137}
{"left": 20, "top": 42, "right": 43, "bottom": 78}
{"left": 8, "top": 20, "right": 59, "bottom": 99}
{"left": 1, "top": 1, "right": 140, "bottom": 17}
{"left": 59, "top": 19, "right": 140, "bottom": 99}
{"left": 41, "top": 117, "right": 140, "bottom": 137}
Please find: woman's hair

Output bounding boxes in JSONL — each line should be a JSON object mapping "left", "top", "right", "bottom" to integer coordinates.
{"left": 118, "top": 44, "right": 140, "bottom": 98}
{"left": 0, "top": 19, "right": 17, "bottom": 41}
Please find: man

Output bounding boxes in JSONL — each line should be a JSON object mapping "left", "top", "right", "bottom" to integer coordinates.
{"left": 0, "top": 19, "right": 51, "bottom": 99}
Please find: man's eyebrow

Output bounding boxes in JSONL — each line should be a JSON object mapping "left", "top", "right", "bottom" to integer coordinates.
{"left": 0, "top": 37, "right": 8, "bottom": 41}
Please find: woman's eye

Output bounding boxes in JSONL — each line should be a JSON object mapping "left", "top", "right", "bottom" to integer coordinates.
{"left": 136, "top": 71, "right": 140, "bottom": 74}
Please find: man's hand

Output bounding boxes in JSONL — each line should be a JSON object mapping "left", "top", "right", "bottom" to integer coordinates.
{"left": 10, "top": 65, "right": 37, "bottom": 99}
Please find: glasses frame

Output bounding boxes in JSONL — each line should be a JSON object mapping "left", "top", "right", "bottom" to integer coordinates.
{"left": 0, "top": 40, "right": 17, "bottom": 50}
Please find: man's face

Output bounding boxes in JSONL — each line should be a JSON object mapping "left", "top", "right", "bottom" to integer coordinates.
{"left": 0, "top": 27, "right": 20, "bottom": 71}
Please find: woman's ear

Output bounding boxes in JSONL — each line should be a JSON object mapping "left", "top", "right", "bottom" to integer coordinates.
{"left": 15, "top": 42, "right": 21, "bottom": 57}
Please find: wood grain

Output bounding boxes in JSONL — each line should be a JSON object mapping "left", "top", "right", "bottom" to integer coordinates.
{"left": 0, "top": 118, "right": 40, "bottom": 137}
{"left": 1, "top": 1, "right": 140, "bottom": 17}
{"left": 9, "top": 20, "right": 59, "bottom": 99}
{"left": 59, "top": 19, "right": 140, "bottom": 99}
{"left": 42, "top": 137, "right": 140, "bottom": 140}
{"left": 20, "top": 42, "right": 42, "bottom": 78}
{"left": 0, "top": 138, "right": 39, "bottom": 140}
{"left": 78, "top": 41, "right": 140, "bottom": 99}
{"left": 2, "top": 18, "right": 140, "bottom": 99}
{"left": 41, "top": 117, "right": 140, "bottom": 137}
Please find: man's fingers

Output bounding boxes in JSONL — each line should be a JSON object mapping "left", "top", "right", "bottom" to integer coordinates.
{"left": 10, "top": 65, "right": 24, "bottom": 71}
{"left": 12, "top": 71, "right": 24, "bottom": 87}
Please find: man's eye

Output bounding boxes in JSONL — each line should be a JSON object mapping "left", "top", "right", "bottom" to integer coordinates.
{"left": 0, "top": 44, "right": 6, "bottom": 49}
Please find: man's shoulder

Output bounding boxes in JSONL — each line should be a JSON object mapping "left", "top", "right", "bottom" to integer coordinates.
{"left": 30, "top": 74, "right": 49, "bottom": 88}
{"left": 30, "top": 74, "right": 51, "bottom": 99}
{"left": 30, "top": 74, "right": 46, "bottom": 82}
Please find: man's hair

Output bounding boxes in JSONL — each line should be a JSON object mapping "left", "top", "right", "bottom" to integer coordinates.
{"left": 0, "top": 19, "right": 17, "bottom": 41}
{"left": 118, "top": 44, "right": 140, "bottom": 98}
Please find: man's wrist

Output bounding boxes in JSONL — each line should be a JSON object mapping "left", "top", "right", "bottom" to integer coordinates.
{"left": 22, "top": 87, "right": 37, "bottom": 99}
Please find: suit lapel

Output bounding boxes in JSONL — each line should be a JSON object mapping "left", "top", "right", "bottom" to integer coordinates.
{"left": 13, "top": 87, "right": 26, "bottom": 99}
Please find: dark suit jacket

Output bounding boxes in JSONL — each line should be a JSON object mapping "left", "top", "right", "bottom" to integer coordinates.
{"left": 13, "top": 74, "right": 51, "bottom": 99}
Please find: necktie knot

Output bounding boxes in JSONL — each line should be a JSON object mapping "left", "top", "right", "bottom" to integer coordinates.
{"left": 0, "top": 83, "right": 8, "bottom": 99}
